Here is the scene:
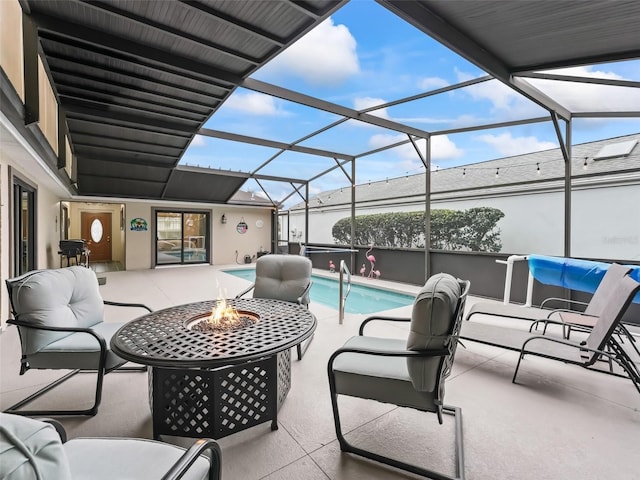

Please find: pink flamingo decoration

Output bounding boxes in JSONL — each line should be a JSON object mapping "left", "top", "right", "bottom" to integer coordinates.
{"left": 366, "top": 245, "right": 377, "bottom": 279}
{"left": 359, "top": 264, "right": 366, "bottom": 276}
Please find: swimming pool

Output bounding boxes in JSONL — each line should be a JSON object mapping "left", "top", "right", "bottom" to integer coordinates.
{"left": 223, "top": 268, "right": 414, "bottom": 314}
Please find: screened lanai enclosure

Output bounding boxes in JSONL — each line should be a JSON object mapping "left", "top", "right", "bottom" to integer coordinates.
{"left": 5, "top": 0, "right": 640, "bottom": 278}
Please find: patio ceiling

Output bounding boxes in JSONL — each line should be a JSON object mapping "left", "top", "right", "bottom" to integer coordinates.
{"left": 21, "top": 0, "right": 347, "bottom": 203}
{"left": 19, "top": 0, "right": 640, "bottom": 206}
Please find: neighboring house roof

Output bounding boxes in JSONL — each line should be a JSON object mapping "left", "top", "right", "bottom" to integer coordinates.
{"left": 290, "top": 133, "right": 640, "bottom": 211}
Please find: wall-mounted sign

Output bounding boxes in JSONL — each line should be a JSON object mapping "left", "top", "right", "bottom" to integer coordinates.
{"left": 130, "top": 218, "right": 148, "bottom": 231}
{"left": 236, "top": 218, "right": 248, "bottom": 234}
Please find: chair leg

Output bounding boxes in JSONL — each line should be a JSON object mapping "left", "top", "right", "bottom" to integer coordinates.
{"left": 4, "top": 364, "right": 146, "bottom": 416}
{"left": 329, "top": 386, "right": 465, "bottom": 479}
{"left": 296, "top": 334, "right": 314, "bottom": 360}
{"left": 512, "top": 351, "right": 526, "bottom": 384}
{"left": 4, "top": 368, "right": 104, "bottom": 416}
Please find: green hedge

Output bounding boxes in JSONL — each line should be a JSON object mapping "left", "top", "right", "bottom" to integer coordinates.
{"left": 331, "top": 207, "right": 504, "bottom": 252}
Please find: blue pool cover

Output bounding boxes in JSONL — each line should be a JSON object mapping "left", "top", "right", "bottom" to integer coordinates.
{"left": 527, "top": 254, "right": 640, "bottom": 303}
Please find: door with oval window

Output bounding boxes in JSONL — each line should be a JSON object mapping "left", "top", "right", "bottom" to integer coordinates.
{"left": 81, "top": 212, "right": 112, "bottom": 262}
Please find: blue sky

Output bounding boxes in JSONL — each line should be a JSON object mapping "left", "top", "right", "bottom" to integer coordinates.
{"left": 180, "top": 0, "right": 640, "bottom": 205}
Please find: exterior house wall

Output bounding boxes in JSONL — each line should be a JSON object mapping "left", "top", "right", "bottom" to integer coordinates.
{"left": 123, "top": 202, "right": 272, "bottom": 270}
{"left": 0, "top": 153, "right": 64, "bottom": 329}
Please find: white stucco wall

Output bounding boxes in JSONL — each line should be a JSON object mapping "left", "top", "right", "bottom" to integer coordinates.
{"left": 289, "top": 182, "right": 640, "bottom": 261}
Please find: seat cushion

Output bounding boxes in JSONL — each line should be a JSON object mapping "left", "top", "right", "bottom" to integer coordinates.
{"left": 64, "top": 438, "right": 211, "bottom": 480}
{"left": 26, "top": 321, "right": 128, "bottom": 370}
{"left": 406, "top": 273, "right": 461, "bottom": 392}
{"left": 332, "top": 336, "right": 436, "bottom": 412}
{"left": 0, "top": 413, "right": 72, "bottom": 480}
{"left": 7, "top": 267, "right": 105, "bottom": 355}
{"left": 253, "top": 255, "right": 312, "bottom": 304}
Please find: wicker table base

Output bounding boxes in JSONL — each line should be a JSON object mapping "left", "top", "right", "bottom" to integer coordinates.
{"left": 112, "top": 298, "right": 316, "bottom": 439}
{"left": 150, "top": 349, "right": 291, "bottom": 440}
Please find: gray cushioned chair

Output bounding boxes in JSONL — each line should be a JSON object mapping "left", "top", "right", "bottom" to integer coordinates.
{"left": 236, "top": 254, "right": 313, "bottom": 359}
{"left": 5, "top": 266, "right": 152, "bottom": 416}
{"left": 0, "top": 413, "right": 221, "bottom": 480}
{"left": 328, "top": 273, "right": 470, "bottom": 480}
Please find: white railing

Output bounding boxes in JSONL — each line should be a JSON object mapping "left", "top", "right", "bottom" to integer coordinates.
{"left": 495, "top": 254, "right": 534, "bottom": 306}
{"left": 338, "top": 260, "right": 352, "bottom": 324}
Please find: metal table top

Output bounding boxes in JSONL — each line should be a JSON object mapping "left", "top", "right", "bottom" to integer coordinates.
{"left": 111, "top": 298, "right": 317, "bottom": 368}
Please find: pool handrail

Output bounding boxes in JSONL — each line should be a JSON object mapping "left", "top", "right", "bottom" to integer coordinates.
{"left": 339, "top": 260, "right": 352, "bottom": 324}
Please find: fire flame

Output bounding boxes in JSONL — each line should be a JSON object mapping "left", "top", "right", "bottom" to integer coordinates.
{"left": 208, "top": 299, "right": 240, "bottom": 327}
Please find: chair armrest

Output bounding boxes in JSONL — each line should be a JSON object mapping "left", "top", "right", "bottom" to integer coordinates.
{"left": 329, "top": 345, "right": 449, "bottom": 370}
{"left": 540, "top": 297, "right": 588, "bottom": 311}
{"left": 103, "top": 300, "right": 153, "bottom": 313}
{"left": 235, "top": 284, "right": 255, "bottom": 299}
{"left": 40, "top": 418, "right": 68, "bottom": 443}
{"left": 6, "top": 319, "right": 108, "bottom": 353}
{"left": 520, "top": 334, "right": 613, "bottom": 363}
{"left": 161, "top": 438, "right": 222, "bottom": 480}
{"left": 359, "top": 316, "right": 411, "bottom": 335}
{"left": 296, "top": 281, "right": 312, "bottom": 305}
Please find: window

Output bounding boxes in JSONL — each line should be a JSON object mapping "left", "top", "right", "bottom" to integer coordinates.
{"left": 155, "top": 210, "right": 210, "bottom": 265}
{"left": 13, "top": 178, "right": 36, "bottom": 275}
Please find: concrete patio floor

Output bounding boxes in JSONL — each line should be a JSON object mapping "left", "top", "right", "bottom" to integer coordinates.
{"left": 1, "top": 265, "right": 639, "bottom": 479}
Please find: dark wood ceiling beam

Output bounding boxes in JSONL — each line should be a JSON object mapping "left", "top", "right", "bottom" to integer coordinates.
{"left": 29, "top": 11, "right": 241, "bottom": 86}
{"left": 283, "top": 0, "right": 321, "bottom": 19}
{"left": 56, "top": 84, "right": 207, "bottom": 121}
{"left": 79, "top": 0, "right": 261, "bottom": 66}
{"left": 76, "top": 153, "right": 175, "bottom": 170}
{"left": 45, "top": 48, "right": 228, "bottom": 102}
{"left": 58, "top": 93, "right": 204, "bottom": 125}
{"left": 74, "top": 143, "right": 178, "bottom": 162}
{"left": 178, "top": 0, "right": 286, "bottom": 47}
{"left": 71, "top": 132, "right": 185, "bottom": 153}
{"left": 67, "top": 116, "right": 192, "bottom": 140}
{"left": 50, "top": 64, "right": 217, "bottom": 111}
{"left": 63, "top": 99, "right": 197, "bottom": 134}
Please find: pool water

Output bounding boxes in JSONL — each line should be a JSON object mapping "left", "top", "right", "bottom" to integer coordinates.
{"left": 223, "top": 268, "right": 414, "bottom": 314}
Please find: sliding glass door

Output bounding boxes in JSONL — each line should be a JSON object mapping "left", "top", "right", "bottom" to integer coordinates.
{"left": 156, "top": 210, "right": 209, "bottom": 265}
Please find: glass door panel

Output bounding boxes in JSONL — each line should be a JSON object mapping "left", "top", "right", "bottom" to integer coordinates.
{"left": 156, "top": 211, "right": 209, "bottom": 265}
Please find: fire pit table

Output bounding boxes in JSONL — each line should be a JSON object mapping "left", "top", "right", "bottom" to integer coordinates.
{"left": 111, "top": 298, "right": 316, "bottom": 440}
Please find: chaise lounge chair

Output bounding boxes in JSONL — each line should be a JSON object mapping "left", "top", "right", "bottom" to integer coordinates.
{"left": 467, "top": 263, "right": 638, "bottom": 351}
{"left": 460, "top": 274, "right": 640, "bottom": 393}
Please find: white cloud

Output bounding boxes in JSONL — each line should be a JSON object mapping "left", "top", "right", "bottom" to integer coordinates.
{"left": 262, "top": 18, "right": 359, "bottom": 86}
{"left": 190, "top": 135, "right": 207, "bottom": 147}
{"left": 475, "top": 132, "right": 557, "bottom": 156}
{"left": 224, "top": 92, "right": 287, "bottom": 116}
{"left": 354, "top": 97, "right": 389, "bottom": 118}
{"left": 456, "top": 69, "right": 541, "bottom": 117}
{"left": 369, "top": 133, "right": 463, "bottom": 169}
{"left": 418, "top": 76, "right": 449, "bottom": 90}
